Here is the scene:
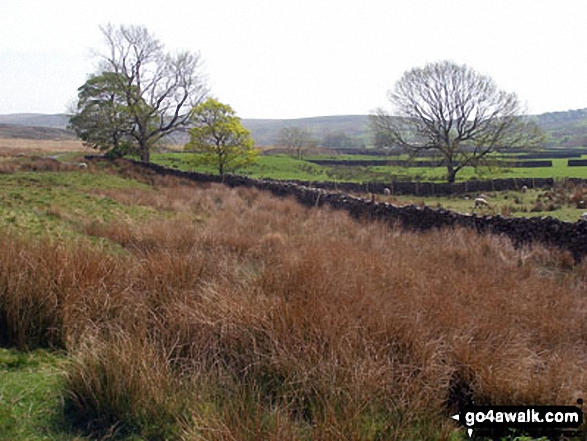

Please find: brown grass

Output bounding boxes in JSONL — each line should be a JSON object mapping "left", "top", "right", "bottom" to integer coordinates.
{"left": 0, "top": 156, "right": 85, "bottom": 173}
{"left": 1, "top": 177, "right": 587, "bottom": 439}
{"left": 0, "top": 138, "right": 89, "bottom": 156}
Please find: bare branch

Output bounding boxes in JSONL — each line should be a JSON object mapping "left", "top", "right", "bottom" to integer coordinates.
{"left": 95, "top": 24, "right": 208, "bottom": 162}
{"left": 373, "top": 60, "right": 543, "bottom": 182}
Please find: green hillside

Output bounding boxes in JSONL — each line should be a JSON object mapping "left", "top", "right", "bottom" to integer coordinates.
{"left": 535, "top": 108, "right": 587, "bottom": 148}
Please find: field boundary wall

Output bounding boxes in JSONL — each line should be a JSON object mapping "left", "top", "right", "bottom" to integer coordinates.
{"left": 288, "top": 177, "right": 557, "bottom": 196}
{"left": 87, "top": 157, "right": 587, "bottom": 261}
{"left": 307, "top": 159, "right": 553, "bottom": 168}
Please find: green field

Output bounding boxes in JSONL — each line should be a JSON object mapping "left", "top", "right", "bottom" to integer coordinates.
{"left": 154, "top": 152, "right": 587, "bottom": 183}
{"left": 153, "top": 152, "right": 333, "bottom": 181}
{"left": 389, "top": 189, "right": 587, "bottom": 222}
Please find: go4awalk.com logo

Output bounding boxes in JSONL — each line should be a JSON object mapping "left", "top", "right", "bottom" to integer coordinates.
{"left": 452, "top": 405, "right": 583, "bottom": 438}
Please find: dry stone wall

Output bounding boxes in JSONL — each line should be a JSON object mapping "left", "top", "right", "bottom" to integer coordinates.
{"left": 568, "top": 160, "right": 587, "bottom": 167}
{"left": 88, "top": 157, "right": 587, "bottom": 261}
{"left": 307, "top": 159, "right": 553, "bottom": 168}
{"left": 285, "top": 177, "right": 556, "bottom": 196}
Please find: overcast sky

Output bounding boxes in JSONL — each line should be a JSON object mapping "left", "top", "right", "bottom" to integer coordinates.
{"left": 1, "top": 0, "right": 586, "bottom": 119}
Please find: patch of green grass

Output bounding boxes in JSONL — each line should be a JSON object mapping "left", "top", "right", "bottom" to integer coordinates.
{"left": 0, "top": 348, "right": 149, "bottom": 441}
{"left": 0, "top": 171, "right": 156, "bottom": 238}
{"left": 153, "top": 152, "right": 332, "bottom": 181}
{"left": 390, "top": 187, "right": 587, "bottom": 222}
{"left": 244, "top": 155, "right": 330, "bottom": 180}
{"left": 0, "top": 348, "right": 79, "bottom": 441}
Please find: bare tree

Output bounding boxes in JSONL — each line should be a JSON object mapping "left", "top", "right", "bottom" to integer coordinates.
{"left": 371, "top": 60, "right": 543, "bottom": 183}
{"left": 97, "top": 24, "right": 208, "bottom": 162}
{"left": 278, "top": 126, "right": 310, "bottom": 160}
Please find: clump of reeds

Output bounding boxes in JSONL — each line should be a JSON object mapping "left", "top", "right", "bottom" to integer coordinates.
{"left": 0, "top": 235, "right": 133, "bottom": 349}
{"left": 64, "top": 328, "right": 192, "bottom": 441}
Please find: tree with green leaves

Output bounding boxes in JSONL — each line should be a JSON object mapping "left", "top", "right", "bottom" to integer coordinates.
{"left": 69, "top": 72, "right": 138, "bottom": 157}
{"left": 83, "top": 24, "right": 208, "bottom": 163}
{"left": 186, "top": 98, "right": 258, "bottom": 175}
{"left": 372, "top": 60, "right": 543, "bottom": 183}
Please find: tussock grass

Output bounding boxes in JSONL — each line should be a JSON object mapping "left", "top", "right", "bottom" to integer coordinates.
{"left": 0, "top": 235, "right": 135, "bottom": 350}
{"left": 1, "top": 174, "right": 587, "bottom": 439}
{"left": 64, "top": 329, "right": 191, "bottom": 440}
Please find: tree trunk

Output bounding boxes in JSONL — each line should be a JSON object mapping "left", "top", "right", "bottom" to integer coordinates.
{"left": 139, "top": 140, "right": 150, "bottom": 163}
{"left": 446, "top": 164, "right": 457, "bottom": 184}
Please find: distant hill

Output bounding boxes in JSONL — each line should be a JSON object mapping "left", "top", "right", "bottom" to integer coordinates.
{"left": 243, "top": 115, "right": 371, "bottom": 147}
{"left": 0, "top": 113, "right": 70, "bottom": 129}
{"left": 0, "top": 123, "right": 75, "bottom": 141}
{"left": 534, "top": 109, "right": 587, "bottom": 148}
{"left": 1, "top": 110, "right": 586, "bottom": 148}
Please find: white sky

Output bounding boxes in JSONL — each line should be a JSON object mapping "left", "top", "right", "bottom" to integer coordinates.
{"left": 1, "top": 0, "right": 586, "bottom": 119}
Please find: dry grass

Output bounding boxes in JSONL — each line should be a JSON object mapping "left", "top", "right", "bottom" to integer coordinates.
{"left": 65, "top": 329, "right": 192, "bottom": 440}
{"left": 0, "top": 155, "right": 84, "bottom": 173}
{"left": 0, "top": 138, "right": 89, "bottom": 156}
{"left": 1, "top": 177, "right": 587, "bottom": 439}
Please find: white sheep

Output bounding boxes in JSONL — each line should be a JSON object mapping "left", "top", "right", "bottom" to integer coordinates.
{"left": 77, "top": 162, "right": 88, "bottom": 169}
{"left": 521, "top": 185, "right": 528, "bottom": 194}
{"left": 383, "top": 188, "right": 391, "bottom": 196}
{"left": 473, "top": 197, "right": 489, "bottom": 209}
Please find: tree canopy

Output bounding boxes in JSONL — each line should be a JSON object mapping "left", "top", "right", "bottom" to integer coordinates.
{"left": 71, "top": 24, "right": 208, "bottom": 163}
{"left": 69, "top": 72, "right": 138, "bottom": 157}
{"left": 371, "top": 60, "right": 543, "bottom": 183}
{"left": 186, "top": 98, "right": 258, "bottom": 175}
